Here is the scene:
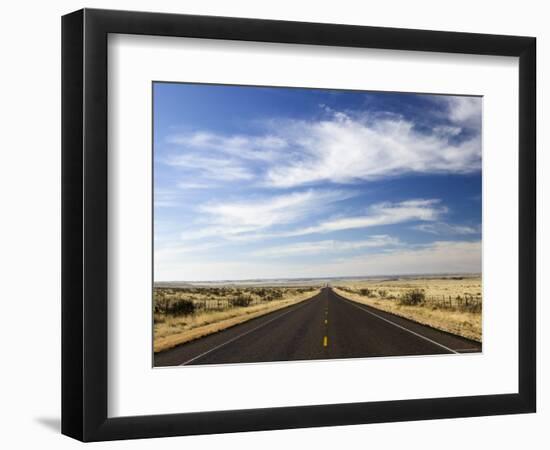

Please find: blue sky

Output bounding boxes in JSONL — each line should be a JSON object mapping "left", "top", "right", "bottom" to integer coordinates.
{"left": 153, "top": 83, "right": 482, "bottom": 281}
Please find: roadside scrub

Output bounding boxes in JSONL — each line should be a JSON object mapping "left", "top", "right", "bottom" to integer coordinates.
{"left": 154, "top": 287, "right": 320, "bottom": 353}
{"left": 333, "top": 287, "right": 481, "bottom": 342}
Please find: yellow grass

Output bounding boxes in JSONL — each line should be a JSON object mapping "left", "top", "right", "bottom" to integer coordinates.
{"left": 336, "top": 276, "right": 482, "bottom": 299}
{"left": 333, "top": 276, "right": 482, "bottom": 342}
{"left": 154, "top": 288, "right": 320, "bottom": 353}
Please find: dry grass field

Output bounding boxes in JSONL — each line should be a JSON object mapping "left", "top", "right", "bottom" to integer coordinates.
{"left": 154, "top": 286, "right": 320, "bottom": 353}
{"left": 333, "top": 275, "right": 482, "bottom": 342}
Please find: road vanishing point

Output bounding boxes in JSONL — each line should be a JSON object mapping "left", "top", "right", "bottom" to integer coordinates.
{"left": 154, "top": 287, "right": 481, "bottom": 367}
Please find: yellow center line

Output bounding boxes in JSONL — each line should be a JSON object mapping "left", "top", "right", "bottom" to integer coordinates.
{"left": 323, "top": 305, "right": 329, "bottom": 347}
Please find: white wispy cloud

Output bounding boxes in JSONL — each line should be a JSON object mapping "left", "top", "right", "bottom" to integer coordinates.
{"left": 165, "top": 154, "right": 254, "bottom": 181}
{"left": 444, "top": 96, "right": 482, "bottom": 128}
{"left": 252, "top": 235, "right": 400, "bottom": 258}
{"left": 154, "top": 189, "right": 178, "bottom": 208}
{"left": 263, "top": 110, "right": 481, "bottom": 188}
{"left": 413, "top": 222, "right": 480, "bottom": 235}
{"left": 180, "top": 189, "right": 354, "bottom": 240}
{"left": 167, "top": 131, "right": 287, "bottom": 161}
{"left": 281, "top": 199, "right": 446, "bottom": 237}
{"left": 176, "top": 181, "right": 217, "bottom": 189}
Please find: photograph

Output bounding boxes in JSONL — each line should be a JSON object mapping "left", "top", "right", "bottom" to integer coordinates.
{"left": 152, "top": 83, "right": 483, "bottom": 367}
{"left": 0, "top": 0, "right": 541, "bottom": 446}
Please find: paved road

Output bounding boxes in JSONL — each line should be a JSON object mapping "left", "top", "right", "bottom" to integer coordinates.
{"left": 154, "top": 287, "right": 481, "bottom": 367}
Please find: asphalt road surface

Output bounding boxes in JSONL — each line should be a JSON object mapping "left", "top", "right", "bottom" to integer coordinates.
{"left": 154, "top": 287, "right": 481, "bottom": 367}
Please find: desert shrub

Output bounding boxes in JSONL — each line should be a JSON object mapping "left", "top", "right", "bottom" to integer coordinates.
{"left": 167, "top": 298, "right": 195, "bottom": 316}
{"left": 230, "top": 294, "right": 252, "bottom": 307}
{"left": 154, "top": 296, "right": 170, "bottom": 314}
{"left": 154, "top": 314, "right": 166, "bottom": 324}
{"left": 377, "top": 289, "right": 387, "bottom": 298}
{"left": 359, "top": 288, "right": 374, "bottom": 297}
{"left": 399, "top": 289, "right": 425, "bottom": 306}
{"left": 296, "top": 287, "right": 314, "bottom": 294}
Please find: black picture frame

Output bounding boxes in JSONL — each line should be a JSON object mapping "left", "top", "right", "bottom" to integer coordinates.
{"left": 61, "top": 8, "right": 536, "bottom": 442}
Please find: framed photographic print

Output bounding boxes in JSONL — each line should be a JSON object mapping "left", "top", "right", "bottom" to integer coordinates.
{"left": 62, "top": 8, "right": 536, "bottom": 441}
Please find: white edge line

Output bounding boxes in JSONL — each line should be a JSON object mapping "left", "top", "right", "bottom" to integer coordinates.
{"left": 179, "top": 296, "right": 318, "bottom": 366}
{"left": 453, "top": 348, "right": 482, "bottom": 353}
{"left": 337, "top": 294, "right": 459, "bottom": 354}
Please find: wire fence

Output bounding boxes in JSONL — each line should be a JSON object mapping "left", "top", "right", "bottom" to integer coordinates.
{"left": 420, "top": 294, "right": 482, "bottom": 312}
{"left": 154, "top": 287, "right": 318, "bottom": 315}
{"left": 337, "top": 287, "right": 482, "bottom": 313}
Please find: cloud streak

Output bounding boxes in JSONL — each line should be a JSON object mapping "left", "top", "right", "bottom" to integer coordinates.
{"left": 180, "top": 189, "right": 354, "bottom": 240}
{"left": 166, "top": 154, "right": 254, "bottom": 181}
{"left": 285, "top": 199, "right": 446, "bottom": 236}
{"left": 168, "top": 131, "right": 287, "bottom": 162}
{"left": 252, "top": 235, "right": 400, "bottom": 258}
{"left": 414, "top": 222, "right": 480, "bottom": 235}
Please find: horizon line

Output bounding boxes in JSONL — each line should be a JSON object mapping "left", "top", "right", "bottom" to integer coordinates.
{"left": 154, "top": 271, "right": 482, "bottom": 285}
